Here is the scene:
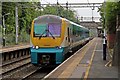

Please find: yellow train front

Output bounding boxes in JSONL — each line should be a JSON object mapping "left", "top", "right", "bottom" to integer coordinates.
{"left": 30, "top": 15, "right": 89, "bottom": 66}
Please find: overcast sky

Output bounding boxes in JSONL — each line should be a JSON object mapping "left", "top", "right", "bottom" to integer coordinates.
{"left": 41, "top": 0, "right": 105, "bottom": 22}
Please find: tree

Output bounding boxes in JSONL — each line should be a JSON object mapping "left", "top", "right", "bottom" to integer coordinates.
{"left": 99, "top": 1, "right": 120, "bottom": 67}
{"left": 41, "top": 5, "right": 79, "bottom": 23}
{"left": 2, "top": 2, "right": 42, "bottom": 45}
{"left": 99, "top": 2, "right": 118, "bottom": 48}
{"left": 112, "top": 2, "right": 120, "bottom": 67}
{"left": 2, "top": 2, "right": 79, "bottom": 45}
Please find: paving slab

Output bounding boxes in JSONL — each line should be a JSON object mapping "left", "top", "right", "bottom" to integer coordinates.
{"left": 44, "top": 38, "right": 118, "bottom": 80}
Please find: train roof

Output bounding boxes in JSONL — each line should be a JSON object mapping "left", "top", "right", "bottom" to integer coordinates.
{"left": 34, "top": 15, "right": 62, "bottom": 20}
{"left": 63, "top": 18, "right": 89, "bottom": 31}
{"left": 34, "top": 15, "right": 89, "bottom": 31}
{"left": 34, "top": 15, "right": 62, "bottom": 24}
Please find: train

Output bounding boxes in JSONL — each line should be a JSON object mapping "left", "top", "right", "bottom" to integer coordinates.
{"left": 30, "top": 15, "right": 90, "bottom": 66}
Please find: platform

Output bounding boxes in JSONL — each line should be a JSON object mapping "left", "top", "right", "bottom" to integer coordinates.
{"left": 0, "top": 44, "right": 30, "bottom": 53}
{"left": 44, "top": 37, "right": 118, "bottom": 79}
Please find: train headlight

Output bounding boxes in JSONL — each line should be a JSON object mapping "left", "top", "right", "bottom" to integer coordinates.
{"left": 35, "top": 46, "right": 39, "bottom": 49}
{"left": 56, "top": 46, "right": 62, "bottom": 49}
{"left": 59, "top": 47, "right": 62, "bottom": 49}
{"left": 32, "top": 46, "right": 35, "bottom": 49}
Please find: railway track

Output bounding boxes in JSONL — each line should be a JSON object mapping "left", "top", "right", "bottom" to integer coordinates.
{"left": 22, "top": 66, "right": 57, "bottom": 80}
{"left": 22, "top": 43, "right": 87, "bottom": 79}
{"left": 22, "top": 45, "right": 86, "bottom": 79}
{"left": 1, "top": 55, "right": 31, "bottom": 79}
{"left": 1, "top": 41, "right": 89, "bottom": 79}
{"left": 1, "top": 54, "right": 57, "bottom": 79}
{"left": 22, "top": 67, "right": 41, "bottom": 79}
{"left": 1, "top": 46, "right": 57, "bottom": 80}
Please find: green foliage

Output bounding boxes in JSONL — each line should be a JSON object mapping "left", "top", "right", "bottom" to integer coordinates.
{"left": 2, "top": 2, "right": 16, "bottom": 34}
{"left": 42, "top": 5, "right": 57, "bottom": 15}
{"left": 5, "top": 33, "right": 16, "bottom": 45}
{"left": 19, "top": 28, "right": 30, "bottom": 42}
{"left": 106, "top": 2, "right": 118, "bottom": 34}
{"left": 41, "top": 5, "right": 79, "bottom": 23}
{"left": 2, "top": 2, "right": 79, "bottom": 46}
{"left": 2, "top": 2, "right": 41, "bottom": 45}
{"left": 0, "top": 25, "right": 2, "bottom": 38}
{"left": 98, "top": 1, "right": 120, "bottom": 34}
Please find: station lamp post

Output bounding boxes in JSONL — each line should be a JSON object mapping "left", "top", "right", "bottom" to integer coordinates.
{"left": 91, "top": 5, "right": 94, "bottom": 21}
{"left": 57, "top": 0, "right": 61, "bottom": 16}
{"left": 15, "top": 4, "right": 18, "bottom": 45}
{"left": 103, "top": 0, "right": 106, "bottom": 60}
{"left": 65, "top": 1, "right": 68, "bottom": 18}
{"left": 2, "top": 13, "right": 10, "bottom": 47}
{"left": 66, "top": 1, "right": 68, "bottom": 10}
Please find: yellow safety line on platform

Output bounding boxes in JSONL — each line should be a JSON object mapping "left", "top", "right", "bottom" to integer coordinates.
{"left": 105, "top": 60, "right": 112, "bottom": 67}
{"left": 84, "top": 42, "right": 97, "bottom": 80}
{"left": 57, "top": 38, "right": 96, "bottom": 78}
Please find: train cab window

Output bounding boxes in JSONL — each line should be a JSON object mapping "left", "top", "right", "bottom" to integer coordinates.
{"left": 34, "top": 24, "right": 47, "bottom": 37}
{"left": 34, "top": 23, "right": 61, "bottom": 37}
{"left": 48, "top": 23, "right": 61, "bottom": 37}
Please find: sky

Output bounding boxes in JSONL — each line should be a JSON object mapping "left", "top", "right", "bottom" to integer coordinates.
{"left": 41, "top": 0, "right": 105, "bottom": 22}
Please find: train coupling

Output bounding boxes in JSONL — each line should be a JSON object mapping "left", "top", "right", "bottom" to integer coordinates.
{"left": 42, "top": 55, "right": 50, "bottom": 64}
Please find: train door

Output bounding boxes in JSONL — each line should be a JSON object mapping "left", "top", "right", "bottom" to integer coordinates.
{"left": 67, "top": 27, "right": 70, "bottom": 43}
{"left": 67, "top": 27, "right": 73, "bottom": 52}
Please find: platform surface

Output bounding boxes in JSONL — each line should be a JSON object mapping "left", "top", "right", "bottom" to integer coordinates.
{"left": 0, "top": 44, "right": 30, "bottom": 53}
{"left": 44, "top": 37, "right": 118, "bottom": 79}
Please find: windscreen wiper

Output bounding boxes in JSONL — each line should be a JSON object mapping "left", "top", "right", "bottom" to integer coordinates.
{"left": 39, "top": 29, "right": 55, "bottom": 39}
{"left": 47, "top": 30, "right": 55, "bottom": 39}
{"left": 39, "top": 30, "right": 46, "bottom": 39}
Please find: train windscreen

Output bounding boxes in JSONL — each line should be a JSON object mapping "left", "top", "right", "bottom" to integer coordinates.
{"left": 34, "top": 23, "right": 61, "bottom": 37}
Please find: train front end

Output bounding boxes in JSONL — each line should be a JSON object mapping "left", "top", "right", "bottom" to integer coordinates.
{"left": 30, "top": 15, "right": 65, "bottom": 66}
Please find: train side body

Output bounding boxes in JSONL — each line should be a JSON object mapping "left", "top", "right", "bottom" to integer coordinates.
{"left": 30, "top": 15, "right": 89, "bottom": 66}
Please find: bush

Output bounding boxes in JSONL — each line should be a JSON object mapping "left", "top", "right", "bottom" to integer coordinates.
{"left": 6, "top": 33, "right": 16, "bottom": 45}
{"left": 19, "top": 29, "right": 30, "bottom": 43}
